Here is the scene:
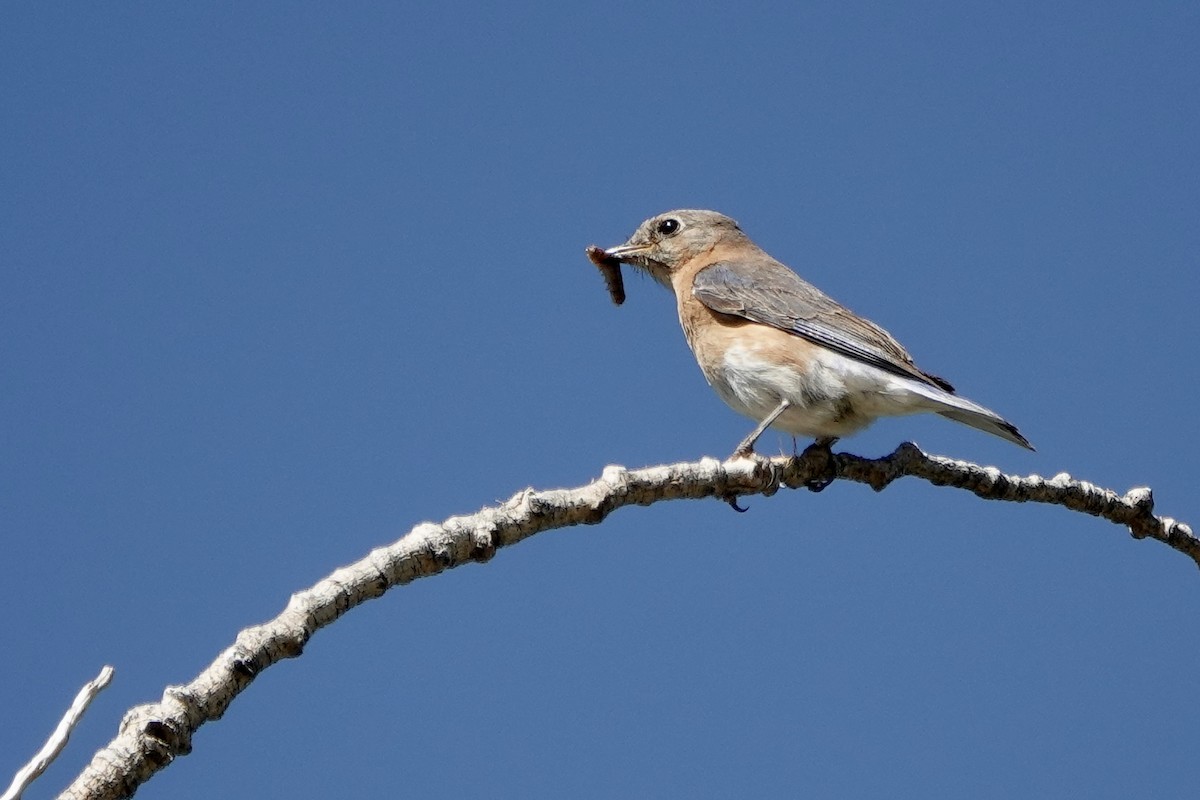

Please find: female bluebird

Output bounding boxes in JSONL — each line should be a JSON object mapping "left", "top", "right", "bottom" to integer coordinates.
{"left": 600, "top": 209, "right": 1033, "bottom": 457}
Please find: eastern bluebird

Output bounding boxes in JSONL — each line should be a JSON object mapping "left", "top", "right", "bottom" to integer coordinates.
{"left": 598, "top": 209, "right": 1033, "bottom": 457}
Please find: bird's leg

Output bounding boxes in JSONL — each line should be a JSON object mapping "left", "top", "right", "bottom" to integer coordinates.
{"left": 732, "top": 399, "right": 791, "bottom": 458}
{"left": 800, "top": 436, "right": 839, "bottom": 492}
{"left": 721, "top": 399, "right": 792, "bottom": 512}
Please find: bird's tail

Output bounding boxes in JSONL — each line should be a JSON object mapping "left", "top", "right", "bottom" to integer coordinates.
{"left": 936, "top": 405, "right": 1034, "bottom": 450}
{"left": 907, "top": 382, "right": 1034, "bottom": 450}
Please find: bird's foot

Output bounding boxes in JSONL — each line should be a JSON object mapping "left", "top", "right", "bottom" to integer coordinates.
{"left": 797, "top": 437, "right": 838, "bottom": 492}
{"left": 722, "top": 445, "right": 759, "bottom": 511}
{"left": 722, "top": 447, "right": 786, "bottom": 511}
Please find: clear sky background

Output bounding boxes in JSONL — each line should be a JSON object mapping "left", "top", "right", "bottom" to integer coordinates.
{"left": 3, "top": 3, "right": 1198, "bottom": 798}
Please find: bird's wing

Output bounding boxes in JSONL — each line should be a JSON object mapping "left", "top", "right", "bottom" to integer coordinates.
{"left": 692, "top": 259, "right": 954, "bottom": 391}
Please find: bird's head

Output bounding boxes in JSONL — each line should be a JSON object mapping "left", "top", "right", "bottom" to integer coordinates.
{"left": 605, "top": 209, "right": 747, "bottom": 287}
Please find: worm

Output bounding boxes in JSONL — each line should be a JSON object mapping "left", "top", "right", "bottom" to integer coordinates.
{"left": 585, "top": 245, "right": 626, "bottom": 306}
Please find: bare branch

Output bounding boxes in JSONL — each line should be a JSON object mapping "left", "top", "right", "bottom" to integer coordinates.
{"left": 57, "top": 445, "right": 1194, "bottom": 799}
{"left": 4, "top": 666, "right": 114, "bottom": 800}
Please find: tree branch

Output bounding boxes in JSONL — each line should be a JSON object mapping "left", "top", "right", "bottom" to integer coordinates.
{"left": 56, "top": 444, "right": 1194, "bottom": 799}
{"left": 5, "top": 666, "right": 114, "bottom": 800}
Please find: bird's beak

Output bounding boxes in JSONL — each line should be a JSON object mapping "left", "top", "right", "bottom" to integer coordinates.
{"left": 604, "top": 239, "right": 672, "bottom": 287}
{"left": 603, "top": 242, "right": 650, "bottom": 263}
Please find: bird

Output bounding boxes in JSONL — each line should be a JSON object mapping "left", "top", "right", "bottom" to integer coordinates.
{"left": 599, "top": 209, "right": 1033, "bottom": 459}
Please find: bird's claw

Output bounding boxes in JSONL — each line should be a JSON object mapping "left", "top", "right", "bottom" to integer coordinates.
{"left": 804, "top": 475, "right": 834, "bottom": 493}
{"left": 725, "top": 495, "right": 749, "bottom": 512}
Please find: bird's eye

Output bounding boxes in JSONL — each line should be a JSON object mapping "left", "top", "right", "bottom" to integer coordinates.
{"left": 656, "top": 218, "right": 681, "bottom": 236}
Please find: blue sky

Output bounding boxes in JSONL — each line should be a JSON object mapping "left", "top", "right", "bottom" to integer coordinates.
{"left": 2, "top": 3, "right": 1198, "bottom": 797}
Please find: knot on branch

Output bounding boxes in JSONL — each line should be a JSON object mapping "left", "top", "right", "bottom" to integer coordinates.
{"left": 121, "top": 702, "right": 192, "bottom": 762}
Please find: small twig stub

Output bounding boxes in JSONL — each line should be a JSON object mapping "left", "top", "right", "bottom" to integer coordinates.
{"left": 585, "top": 245, "right": 625, "bottom": 305}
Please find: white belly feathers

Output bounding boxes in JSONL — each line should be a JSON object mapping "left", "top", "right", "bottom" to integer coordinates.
{"left": 706, "top": 343, "right": 939, "bottom": 438}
